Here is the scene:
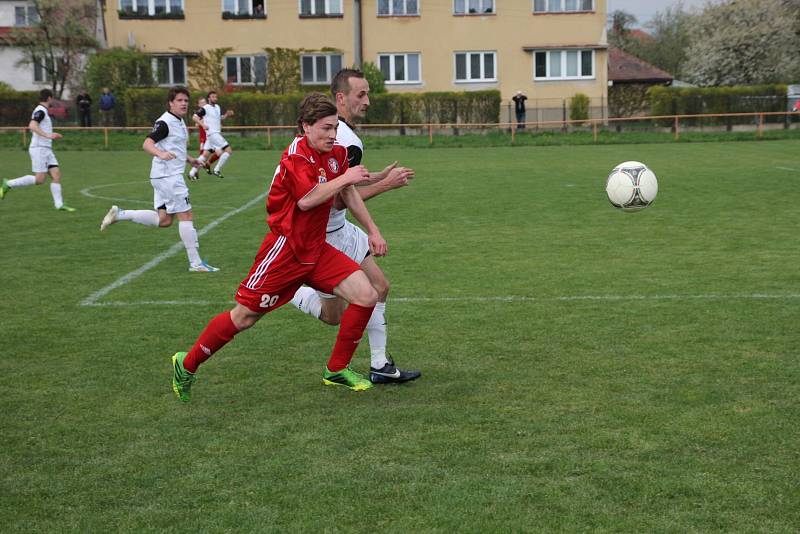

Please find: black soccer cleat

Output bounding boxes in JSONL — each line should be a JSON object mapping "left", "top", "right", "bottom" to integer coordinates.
{"left": 369, "top": 360, "right": 421, "bottom": 384}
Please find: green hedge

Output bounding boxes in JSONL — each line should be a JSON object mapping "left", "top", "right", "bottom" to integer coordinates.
{"left": 0, "top": 90, "right": 40, "bottom": 127}
{"left": 648, "top": 85, "right": 788, "bottom": 125}
{"left": 124, "top": 88, "right": 501, "bottom": 126}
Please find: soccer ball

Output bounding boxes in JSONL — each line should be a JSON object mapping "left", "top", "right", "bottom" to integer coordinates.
{"left": 605, "top": 161, "right": 658, "bottom": 211}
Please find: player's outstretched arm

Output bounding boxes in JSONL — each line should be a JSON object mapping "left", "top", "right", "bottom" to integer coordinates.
{"left": 340, "top": 185, "right": 387, "bottom": 257}
{"left": 358, "top": 165, "right": 415, "bottom": 202}
{"left": 297, "top": 165, "right": 369, "bottom": 211}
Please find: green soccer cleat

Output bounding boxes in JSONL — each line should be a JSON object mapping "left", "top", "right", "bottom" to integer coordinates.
{"left": 172, "top": 351, "right": 196, "bottom": 402}
{"left": 57, "top": 205, "right": 76, "bottom": 212}
{"left": 0, "top": 178, "right": 9, "bottom": 200}
{"left": 322, "top": 366, "right": 373, "bottom": 392}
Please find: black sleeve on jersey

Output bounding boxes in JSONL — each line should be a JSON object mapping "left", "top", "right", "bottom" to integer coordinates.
{"left": 32, "top": 110, "right": 45, "bottom": 123}
{"left": 194, "top": 108, "right": 206, "bottom": 118}
{"left": 147, "top": 120, "right": 169, "bottom": 142}
{"left": 346, "top": 145, "right": 362, "bottom": 167}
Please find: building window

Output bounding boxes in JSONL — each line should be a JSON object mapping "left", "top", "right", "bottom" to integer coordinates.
{"left": 378, "top": 53, "right": 421, "bottom": 84}
{"left": 226, "top": 55, "right": 268, "bottom": 84}
{"left": 533, "top": 0, "right": 592, "bottom": 13}
{"left": 222, "top": 0, "right": 266, "bottom": 17}
{"left": 454, "top": 0, "right": 493, "bottom": 15}
{"left": 454, "top": 51, "right": 496, "bottom": 82}
{"left": 299, "top": 0, "right": 342, "bottom": 16}
{"left": 15, "top": 5, "right": 39, "bottom": 26}
{"left": 152, "top": 56, "right": 186, "bottom": 85}
{"left": 33, "top": 56, "right": 55, "bottom": 83}
{"left": 377, "top": 0, "right": 419, "bottom": 16}
{"left": 533, "top": 49, "right": 594, "bottom": 79}
{"left": 300, "top": 54, "right": 342, "bottom": 84}
{"left": 119, "top": 0, "right": 184, "bottom": 16}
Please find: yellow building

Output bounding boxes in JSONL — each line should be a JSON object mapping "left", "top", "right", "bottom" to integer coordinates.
{"left": 103, "top": 0, "right": 608, "bottom": 118}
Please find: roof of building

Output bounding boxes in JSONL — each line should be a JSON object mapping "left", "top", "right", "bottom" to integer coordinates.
{"left": 608, "top": 47, "right": 673, "bottom": 84}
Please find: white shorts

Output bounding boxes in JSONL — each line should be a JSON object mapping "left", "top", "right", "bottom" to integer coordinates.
{"left": 151, "top": 174, "right": 191, "bottom": 214}
{"left": 204, "top": 132, "right": 229, "bottom": 152}
{"left": 317, "top": 221, "right": 369, "bottom": 299}
{"left": 29, "top": 147, "right": 58, "bottom": 173}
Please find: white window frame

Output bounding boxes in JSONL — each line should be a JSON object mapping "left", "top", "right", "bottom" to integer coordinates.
{"left": 151, "top": 56, "right": 187, "bottom": 86}
{"left": 225, "top": 55, "right": 268, "bottom": 85}
{"left": 33, "top": 56, "right": 55, "bottom": 83}
{"left": 298, "top": 0, "right": 342, "bottom": 16}
{"left": 533, "top": 49, "right": 594, "bottom": 80}
{"left": 533, "top": 0, "right": 593, "bottom": 13}
{"left": 119, "top": 0, "right": 184, "bottom": 15}
{"left": 222, "top": 0, "right": 266, "bottom": 15}
{"left": 378, "top": 53, "right": 421, "bottom": 84}
{"left": 454, "top": 51, "right": 497, "bottom": 83}
{"left": 453, "top": 0, "right": 494, "bottom": 15}
{"left": 14, "top": 4, "right": 39, "bottom": 26}
{"left": 377, "top": 0, "right": 419, "bottom": 16}
{"left": 300, "top": 53, "right": 342, "bottom": 84}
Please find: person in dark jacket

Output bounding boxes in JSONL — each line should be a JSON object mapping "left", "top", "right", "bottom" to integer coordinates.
{"left": 76, "top": 90, "right": 92, "bottom": 127}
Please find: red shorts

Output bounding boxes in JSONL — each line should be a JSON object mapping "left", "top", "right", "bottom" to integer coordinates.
{"left": 235, "top": 233, "right": 360, "bottom": 313}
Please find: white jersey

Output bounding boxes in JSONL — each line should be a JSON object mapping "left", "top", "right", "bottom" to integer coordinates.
{"left": 201, "top": 103, "right": 222, "bottom": 134}
{"left": 148, "top": 111, "right": 188, "bottom": 178}
{"left": 30, "top": 104, "right": 53, "bottom": 148}
{"left": 328, "top": 119, "right": 365, "bottom": 232}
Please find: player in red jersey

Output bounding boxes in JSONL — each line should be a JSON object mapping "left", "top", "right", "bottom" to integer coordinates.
{"left": 171, "top": 93, "right": 387, "bottom": 400}
{"left": 189, "top": 97, "right": 218, "bottom": 179}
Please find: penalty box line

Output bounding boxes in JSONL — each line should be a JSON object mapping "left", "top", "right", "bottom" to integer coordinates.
{"left": 84, "top": 293, "right": 800, "bottom": 307}
{"left": 80, "top": 192, "right": 268, "bottom": 307}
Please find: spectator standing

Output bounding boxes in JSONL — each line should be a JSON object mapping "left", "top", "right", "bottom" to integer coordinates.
{"left": 512, "top": 90, "right": 528, "bottom": 130}
{"left": 76, "top": 90, "right": 92, "bottom": 127}
{"left": 99, "top": 88, "right": 116, "bottom": 126}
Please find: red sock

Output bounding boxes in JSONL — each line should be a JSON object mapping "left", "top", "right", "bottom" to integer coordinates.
{"left": 184, "top": 311, "right": 240, "bottom": 373}
{"left": 326, "top": 303, "right": 375, "bottom": 372}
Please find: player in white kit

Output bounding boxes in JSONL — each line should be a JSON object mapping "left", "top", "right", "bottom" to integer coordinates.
{"left": 188, "top": 90, "right": 234, "bottom": 179}
{"left": 99, "top": 87, "right": 219, "bottom": 273}
{"left": 290, "top": 69, "right": 421, "bottom": 384}
{"left": 0, "top": 89, "right": 75, "bottom": 211}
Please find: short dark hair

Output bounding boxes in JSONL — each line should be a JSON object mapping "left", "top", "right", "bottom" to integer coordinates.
{"left": 167, "top": 86, "right": 190, "bottom": 104}
{"left": 207, "top": 90, "right": 217, "bottom": 99}
{"left": 330, "top": 68, "right": 364, "bottom": 98}
{"left": 297, "top": 92, "right": 338, "bottom": 131}
{"left": 39, "top": 88, "right": 53, "bottom": 102}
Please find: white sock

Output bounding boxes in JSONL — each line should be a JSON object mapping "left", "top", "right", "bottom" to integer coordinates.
{"left": 214, "top": 152, "right": 230, "bottom": 172}
{"left": 50, "top": 182, "right": 63, "bottom": 208}
{"left": 8, "top": 175, "right": 36, "bottom": 188}
{"left": 189, "top": 156, "right": 205, "bottom": 177}
{"left": 117, "top": 209, "right": 159, "bottom": 227}
{"left": 290, "top": 286, "right": 322, "bottom": 319}
{"left": 367, "top": 302, "right": 389, "bottom": 369}
{"left": 179, "top": 220, "right": 202, "bottom": 267}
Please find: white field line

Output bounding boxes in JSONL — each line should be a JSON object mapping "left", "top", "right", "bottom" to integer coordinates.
{"left": 776, "top": 166, "right": 799, "bottom": 172}
{"left": 80, "top": 180, "right": 238, "bottom": 209}
{"left": 80, "top": 192, "right": 267, "bottom": 307}
{"left": 81, "top": 293, "right": 800, "bottom": 307}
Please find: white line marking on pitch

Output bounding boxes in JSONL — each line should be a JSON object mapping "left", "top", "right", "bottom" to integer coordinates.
{"left": 81, "top": 293, "right": 800, "bottom": 307}
{"left": 775, "top": 166, "right": 799, "bottom": 172}
{"left": 80, "top": 192, "right": 267, "bottom": 307}
{"left": 80, "top": 180, "right": 237, "bottom": 209}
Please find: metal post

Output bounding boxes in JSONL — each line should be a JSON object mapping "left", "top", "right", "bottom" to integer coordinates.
{"left": 593, "top": 121, "right": 598, "bottom": 143}
{"left": 428, "top": 123, "right": 433, "bottom": 145}
{"left": 511, "top": 122, "right": 515, "bottom": 144}
{"left": 674, "top": 116, "right": 680, "bottom": 141}
{"left": 22, "top": 128, "right": 27, "bottom": 147}
{"left": 267, "top": 126, "right": 272, "bottom": 148}
{"left": 104, "top": 127, "right": 109, "bottom": 149}
{"left": 758, "top": 113, "right": 764, "bottom": 137}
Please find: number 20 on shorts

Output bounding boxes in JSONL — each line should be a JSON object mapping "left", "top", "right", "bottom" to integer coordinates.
{"left": 260, "top": 294, "right": 279, "bottom": 308}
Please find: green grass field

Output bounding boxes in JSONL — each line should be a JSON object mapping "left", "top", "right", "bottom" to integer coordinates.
{"left": 1, "top": 141, "right": 798, "bottom": 531}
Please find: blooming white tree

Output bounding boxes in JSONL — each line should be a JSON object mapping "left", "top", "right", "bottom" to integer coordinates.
{"left": 683, "top": 0, "right": 800, "bottom": 85}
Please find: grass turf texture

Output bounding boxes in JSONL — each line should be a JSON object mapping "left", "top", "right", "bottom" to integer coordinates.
{"left": 1, "top": 141, "right": 798, "bottom": 531}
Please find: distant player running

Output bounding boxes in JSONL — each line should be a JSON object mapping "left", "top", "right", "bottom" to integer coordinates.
{"left": 188, "top": 90, "right": 233, "bottom": 179}
{"left": 0, "top": 89, "right": 76, "bottom": 211}
{"left": 99, "top": 87, "right": 219, "bottom": 273}
{"left": 290, "top": 69, "right": 420, "bottom": 384}
{"left": 191, "top": 96, "right": 219, "bottom": 178}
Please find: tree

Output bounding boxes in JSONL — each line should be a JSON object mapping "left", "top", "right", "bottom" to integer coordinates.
{"left": 639, "top": 4, "right": 694, "bottom": 79}
{"left": 186, "top": 47, "right": 232, "bottom": 93}
{"left": 683, "top": 0, "right": 800, "bottom": 85}
{"left": 607, "top": 10, "right": 639, "bottom": 52}
{"left": 83, "top": 47, "right": 154, "bottom": 125}
{"left": 9, "top": 0, "right": 98, "bottom": 98}
{"left": 361, "top": 61, "right": 386, "bottom": 94}
{"left": 263, "top": 47, "right": 306, "bottom": 94}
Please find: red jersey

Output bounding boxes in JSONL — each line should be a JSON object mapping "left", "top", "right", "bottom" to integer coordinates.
{"left": 267, "top": 135, "right": 349, "bottom": 264}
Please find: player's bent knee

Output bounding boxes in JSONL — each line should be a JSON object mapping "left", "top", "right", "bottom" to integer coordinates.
{"left": 373, "top": 277, "right": 390, "bottom": 301}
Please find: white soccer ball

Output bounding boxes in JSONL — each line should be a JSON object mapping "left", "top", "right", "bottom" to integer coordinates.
{"left": 605, "top": 161, "right": 658, "bottom": 211}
